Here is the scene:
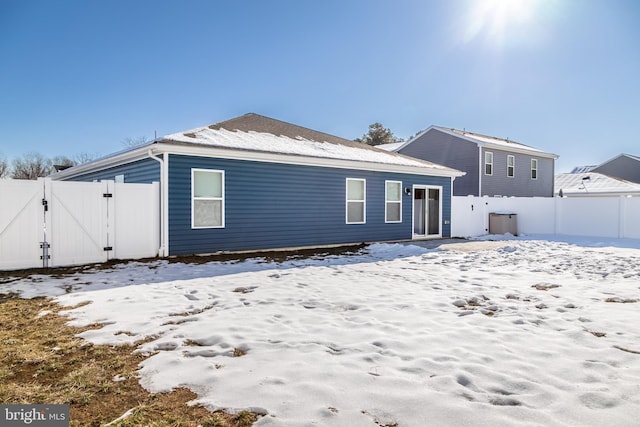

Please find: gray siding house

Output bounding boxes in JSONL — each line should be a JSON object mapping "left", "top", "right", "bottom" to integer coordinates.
{"left": 379, "top": 126, "right": 558, "bottom": 197}
{"left": 592, "top": 154, "right": 640, "bottom": 184}
{"left": 53, "top": 114, "right": 464, "bottom": 256}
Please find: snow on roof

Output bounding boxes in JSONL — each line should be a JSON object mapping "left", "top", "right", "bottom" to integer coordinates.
{"left": 51, "top": 114, "right": 464, "bottom": 181}
{"left": 375, "top": 142, "right": 404, "bottom": 152}
{"left": 555, "top": 172, "right": 640, "bottom": 195}
{"left": 166, "top": 127, "right": 442, "bottom": 168}
{"left": 164, "top": 114, "right": 456, "bottom": 171}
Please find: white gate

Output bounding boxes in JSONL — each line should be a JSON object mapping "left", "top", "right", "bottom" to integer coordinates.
{"left": 0, "top": 180, "right": 45, "bottom": 270}
{"left": 111, "top": 182, "right": 160, "bottom": 260}
{"left": 48, "top": 180, "right": 110, "bottom": 267}
{"left": 0, "top": 178, "right": 159, "bottom": 270}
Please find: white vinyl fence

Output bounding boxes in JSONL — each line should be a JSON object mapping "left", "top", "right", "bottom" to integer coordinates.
{"left": 0, "top": 178, "right": 159, "bottom": 270}
{"left": 452, "top": 195, "right": 640, "bottom": 239}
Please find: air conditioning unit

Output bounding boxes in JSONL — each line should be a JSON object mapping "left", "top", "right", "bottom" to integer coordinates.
{"left": 489, "top": 213, "right": 517, "bottom": 236}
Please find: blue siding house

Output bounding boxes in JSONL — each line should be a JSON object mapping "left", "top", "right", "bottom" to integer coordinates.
{"left": 53, "top": 114, "right": 464, "bottom": 256}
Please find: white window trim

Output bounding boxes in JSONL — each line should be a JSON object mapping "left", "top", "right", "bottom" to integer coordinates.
{"left": 192, "top": 168, "right": 225, "bottom": 229}
{"left": 385, "top": 180, "right": 402, "bottom": 223}
{"left": 346, "top": 178, "right": 366, "bottom": 224}
{"left": 507, "top": 155, "right": 515, "bottom": 178}
{"left": 531, "top": 159, "right": 538, "bottom": 180}
{"left": 485, "top": 152, "right": 493, "bottom": 176}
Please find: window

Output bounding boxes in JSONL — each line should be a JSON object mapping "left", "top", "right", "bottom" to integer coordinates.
{"left": 485, "top": 152, "right": 493, "bottom": 175}
{"left": 385, "top": 181, "right": 402, "bottom": 223}
{"left": 484, "top": 152, "right": 493, "bottom": 175}
{"left": 346, "top": 178, "right": 366, "bottom": 224}
{"left": 192, "top": 169, "right": 224, "bottom": 228}
{"left": 507, "top": 155, "right": 515, "bottom": 177}
{"left": 531, "top": 159, "right": 538, "bottom": 179}
{"left": 115, "top": 174, "right": 125, "bottom": 183}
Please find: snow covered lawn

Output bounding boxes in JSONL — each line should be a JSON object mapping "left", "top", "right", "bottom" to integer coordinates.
{"left": 4, "top": 237, "right": 640, "bottom": 426}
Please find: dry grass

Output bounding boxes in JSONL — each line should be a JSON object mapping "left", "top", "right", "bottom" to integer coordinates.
{"left": 0, "top": 295, "right": 259, "bottom": 427}
{"left": 531, "top": 283, "right": 561, "bottom": 291}
{"left": 604, "top": 297, "right": 638, "bottom": 303}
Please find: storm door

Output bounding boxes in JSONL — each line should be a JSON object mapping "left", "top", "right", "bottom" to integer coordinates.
{"left": 413, "top": 185, "right": 442, "bottom": 239}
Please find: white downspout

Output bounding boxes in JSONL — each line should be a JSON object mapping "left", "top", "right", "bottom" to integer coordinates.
{"left": 149, "top": 149, "right": 167, "bottom": 257}
{"left": 478, "top": 144, "right": 483, "bottom": 197}
{"left": 450, "top": 176, "right": 456, "bottom": 237}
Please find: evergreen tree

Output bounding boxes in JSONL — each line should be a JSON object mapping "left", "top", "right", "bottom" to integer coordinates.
{"left": 355, "top": 122, "right": 403, "bottom": 146}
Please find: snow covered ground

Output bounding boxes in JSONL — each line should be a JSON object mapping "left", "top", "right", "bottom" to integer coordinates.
{"left": 3, "top": 235, "right": 640, "bottom": 426}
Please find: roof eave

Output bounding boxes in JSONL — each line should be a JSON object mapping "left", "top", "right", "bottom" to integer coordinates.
{"left": 49, "top": 143, "right": 157, "bottom": 180}
{"left": 481, "top": 142, "right": 559, "bottom": 159}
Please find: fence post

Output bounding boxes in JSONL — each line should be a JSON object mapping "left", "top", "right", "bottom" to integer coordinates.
{"left": 482, "top": 196, "right": 489, "bottom": 234}
{"left": 42, "top": 178, "right": 52, "bottom": 268}
{"left": 554, "top": 196, "right": 561, "bottom": 236}
{"left": 103, "top": 180, "right": 116, "bottom": 260}
{"left": 618, "top": 196, "right": 626, "bottom": 239}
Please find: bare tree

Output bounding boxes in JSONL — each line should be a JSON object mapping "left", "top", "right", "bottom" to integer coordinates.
{"left": 122, "top": 136, "right": 148, "bottom": 148}
{"left": 11, "top": 152, "right": 53, "bottom": 180}
{"left": 0, "top": 155, "right": 9, "bottom": 178}
{"left": 74, "top": 152, "right": 99, "bottom": 165}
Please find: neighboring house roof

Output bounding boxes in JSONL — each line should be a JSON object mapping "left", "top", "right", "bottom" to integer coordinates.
{"left": 592, "top": 153, "right": 640, "bottom": 169}
{"left": 387, "top": 125, "right": 559, "bottom": 159}
{"left": 53, "top": 113, "right": 465, "bottom": 179}
{"left": 592, "top": 153, "right": 640, "bottom": 170}
{"left": 570, "top": 165, "right": 597, "bottom": 173}
{"left": 574, "top": 153, "right": 640, "bottom": 184}
{"left": 555, "top": 172, "right": 640, "bottom": 196}
{"left": 605, "top": 153, "right": 640, "bottom": 163}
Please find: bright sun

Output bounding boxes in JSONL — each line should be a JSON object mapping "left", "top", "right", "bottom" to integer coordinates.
{"left": 463, "top": 0, "right": 538, "bottom": 46}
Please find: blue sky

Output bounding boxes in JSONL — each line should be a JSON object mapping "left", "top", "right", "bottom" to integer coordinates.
{"left": 1, "top": 0, "right": 638, "bottom": 172}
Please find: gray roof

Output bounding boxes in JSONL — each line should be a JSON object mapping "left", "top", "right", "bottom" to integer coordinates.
{"left": 388, "top": 125, "right": 558, "bottom": 159}
{"left": 435, "top": 126, "right": 542, "bottom": 152}
{"left": 203, "top": 113, "right": 352, "bottom": 146}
